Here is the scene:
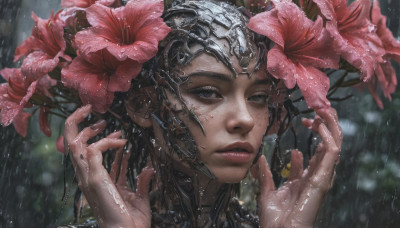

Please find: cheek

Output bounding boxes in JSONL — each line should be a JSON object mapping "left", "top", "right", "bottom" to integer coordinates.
{"left": 252, "top": 109, "right": 270, "bottom": 139}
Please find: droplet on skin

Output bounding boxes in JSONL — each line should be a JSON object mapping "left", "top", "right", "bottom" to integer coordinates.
{"left": 103, "top": 179, "right": 128, "bottom": 214}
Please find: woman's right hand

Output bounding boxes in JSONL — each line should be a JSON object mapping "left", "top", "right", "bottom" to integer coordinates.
{"left": 64, "top": 105, "right": 154, "bottom": 228}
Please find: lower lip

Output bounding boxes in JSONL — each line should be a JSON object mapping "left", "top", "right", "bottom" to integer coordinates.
{"left": 217, "top": 152, "right": 252, "bottom": 163}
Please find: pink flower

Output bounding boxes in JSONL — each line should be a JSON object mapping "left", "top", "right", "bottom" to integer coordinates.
{"left": 61, "top": 0, "right": 121, "bottom": 8}
{"left": 62, "top": 50, "right": 141, "bottom": 113}
{"left": 62, "top": 0, "right": 171, "bottom": 113}
{"left": 14, "top": 11, "right": 71, "bottom": 85}
{"left": 74, "top": 0, "right": 171, "bottom": 63}
{"left": 0, "top": 68, "right": 36, "bottom": 136}
{"left": 319, "top": 0, "right": 385, "bottom": 82}
{"left": 364, "top": 1, "right": 399, "bottom": 109}
{"left": 248, "top": 0, "right": 339, "bottom": 109}
{"left": 0, "top": 68, "right": 55, "bottom": 137}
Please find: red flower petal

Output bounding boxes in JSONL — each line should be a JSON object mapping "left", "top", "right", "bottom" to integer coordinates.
{"left": 324, "top": 0, "right": 384, "bottom": 81}
{"left": 31, "top": 12, "right": 66, "bottom": 57}
{"left": 248, "top": 9, "right": 284, "bottom": 47}
{"left": 372, "top": 1, "right": 400, "bottom": 63}
{"left": 377, "top": 61, "right": 397, "bottom": 99}
{"left": 311, "top": 0, "right": 335, "bottom": 21}
{"left": 14, "top": 36, "right": 38, "bottom": 62}
{"left": 21, "top": 51, "right": 59, "bottom": 84}
{"left": 108, "top": 60, "right": 142, "bottom": 92}
{"left": 0, "top": 84, "right": 19, "bottom": 126}
{"left": 295, "top": 65, "right": 330, "bottom": 109}
{"left": 16, "top": 11, "right": 69, "bottom": 83}
{"left": 39, "top": 107, "right": 52, "bottom": 137}
{"left": 0, "top": 79, "right": 38, "bottom": 126}
{"left": 79, "top": 72, "right": 114, "bottom": 113}
{"left": 13, "top": 111, "right": 32, "bottom": 137}
{"left": 61, "top": 55, "right": 115, "bottom": 113}
{"left": 76, "top": 0, "right": 170, "bottom": 62}
{"left": 267, "top": 46, "right": 297, "bottom": 89}
{"left": 0, "top": 68, "right": 22, "bottom": 83}
{"left": 61, "top": 0, "right": 121, "bottom": 8}
{"left": 37, "top": 75, "right": 57, "bottom": 98}
{"left": 249, "top": 0, "right": 338, "bottom": 109}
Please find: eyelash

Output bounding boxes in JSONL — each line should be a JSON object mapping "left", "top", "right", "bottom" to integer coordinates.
{"left": 191, "top": 86, "right": 221, "bottom": 100}
{"left": 248, "top": 93, "right": 269, "bottom": 104}
{"left": 190, "top": 86, "right": 269, "bottom": 105}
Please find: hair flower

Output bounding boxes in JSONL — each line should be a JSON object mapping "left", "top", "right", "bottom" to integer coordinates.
{"left": 361, "top": 0, "right": 399, "bottom": 109}
{"left": 14, "top": 11, "right": 71, "bottom": 85}
{"left": 0, "top": 68, "right": 55, "bottom": 137}
{"left": 320, "top": 0, "right": 385, "bottom": 82}
{"left": 61, "top": 0, "right": 122, "bottom": 8}
{"left": 62, "top": 50, "right": 142, "bottom": 113}
{"left": 61, "top": 0, "right": 171, "bottom": 113}
{"left": 248, "top": 0, "right": 339, "bottom": 109}
{"left": 74, "top": 0, "right": 171, "bottom": 63}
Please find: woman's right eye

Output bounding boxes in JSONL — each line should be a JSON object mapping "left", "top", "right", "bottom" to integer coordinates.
{"left": 190, "top": 86, "right": 222, "bottom": 100}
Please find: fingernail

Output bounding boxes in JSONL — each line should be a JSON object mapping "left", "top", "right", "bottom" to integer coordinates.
{"left": 81, "top": 104, "right": 92, "bottom": 111}
{"left": 90, "top": 120, "right": 106, "bottom": 131}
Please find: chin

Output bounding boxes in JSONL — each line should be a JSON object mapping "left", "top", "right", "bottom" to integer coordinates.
{"left": 213, "top": 167, "right": 249, "bottom": 184}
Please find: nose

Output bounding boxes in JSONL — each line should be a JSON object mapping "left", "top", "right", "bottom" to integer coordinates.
{"left": 226, "top": 98, "right": 255, "bottom": 135}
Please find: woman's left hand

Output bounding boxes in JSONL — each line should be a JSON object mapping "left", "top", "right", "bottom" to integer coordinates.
{"left": 251, "top": 108, "right": 342, "bottom": 228}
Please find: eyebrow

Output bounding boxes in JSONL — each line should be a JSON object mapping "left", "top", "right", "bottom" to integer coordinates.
{"left": 186, "top": 71, "right": 232, "bottom": 82}
{"left": 185, "top": 71, "right": 271, "bottom": 85}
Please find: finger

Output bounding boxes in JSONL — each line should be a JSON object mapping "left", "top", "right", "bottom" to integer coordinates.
{"left": 316, "top": 108, "right": 342, "bottom": 150}
{"left": 136, "top": 165, "right": 155, "bottom": 199}
{"left": 302, "top": 117, "right": 324, "bottom": 133}
{"left": 106, "top": 131, "right": 122, "bottom": 139}
{"left": 88, "top": 138, "right": 127, "bottom": 154}
{"left": 87, "top": 138, "right": 127, "bottom": 175}
{"left": 64, "top": 105, "right": 92, "bottom": 144}
{"left": 117, "top": 151, "right": 131, "bottom": 187}
{"left": 288, "top": 150, "right": 304, "bottom": 181}
{"left": 250, "top": 155, "right": 275, "bottom": 193}
{"left": 307, "top": 143, "right": 324, "bottom": 176}
{"left": 110, "top": 148, "right": 124, "bottom": 182}
{"left": 75, "top": 120, "right": 107, "bottom": 144}
{"left": 311, "top": 123, "right": 340, "bottom": 189}
{"left": 301, "top": 118, "right": 313, "bottom": 129}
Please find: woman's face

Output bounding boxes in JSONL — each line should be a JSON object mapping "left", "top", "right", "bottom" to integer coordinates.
{"left": 174, "top": 51, "right": 271, "bottom": 183}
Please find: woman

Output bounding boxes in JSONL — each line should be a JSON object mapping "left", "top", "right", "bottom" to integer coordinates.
{"left": 63, "top": 1, "right": 341, "bottom": 227}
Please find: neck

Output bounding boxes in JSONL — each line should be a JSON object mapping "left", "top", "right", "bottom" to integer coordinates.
{"left": 156, "top": 161, "right": 238, "bottom": 227}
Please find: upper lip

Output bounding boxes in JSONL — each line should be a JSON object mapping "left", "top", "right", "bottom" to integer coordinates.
{"left": 217, "top": 142, "right": 255, "bottom": 154}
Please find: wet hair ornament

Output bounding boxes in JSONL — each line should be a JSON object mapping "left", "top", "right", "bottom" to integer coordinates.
{"left": 161, "top": 0, "right": 261, "bottom": 77}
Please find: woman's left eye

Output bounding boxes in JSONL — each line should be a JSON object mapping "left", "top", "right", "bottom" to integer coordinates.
{"left": 248, "top": 93, "right": 269, "bottom": 104}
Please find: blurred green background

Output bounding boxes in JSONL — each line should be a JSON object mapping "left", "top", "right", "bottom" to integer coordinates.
{"left": 0, "top": 0, "right": 399, "bottom": 227}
